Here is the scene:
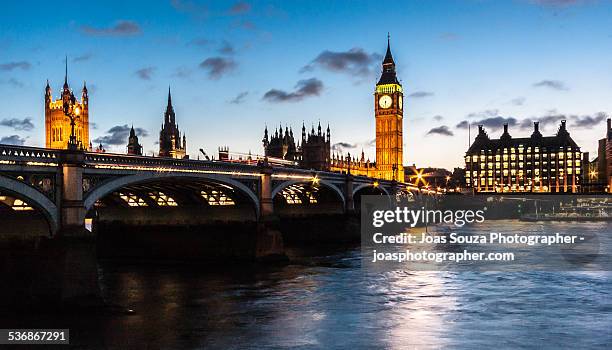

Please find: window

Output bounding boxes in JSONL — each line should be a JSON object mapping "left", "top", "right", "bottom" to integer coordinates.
{"left": 119, "top": 193, "right": 148, "bottom": 207}
{"left": 149, "top": 192, "right": 178, "bottom": 206}
{"left": 201, "top": 189, "right": 235, "bottom": 206}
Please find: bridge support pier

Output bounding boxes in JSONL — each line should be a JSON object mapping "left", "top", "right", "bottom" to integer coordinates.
{"left": 48, "top": 150, "right": 102, "bottom": 306}
{"left": 259, "top": 164, "right": 274, "bottom": 217}
{"left": 255, "top": 217, "right": 286, "bottom": 261}
{"left": 345, "top": 174, "right": 355, "bottom": 213}
{"left": 255, "top": 163, "right": 286, "bottom": 261}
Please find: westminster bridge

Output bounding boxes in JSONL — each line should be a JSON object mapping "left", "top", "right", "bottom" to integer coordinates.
{"left": 0, "top": 144, "right": 429, "bottom": 304}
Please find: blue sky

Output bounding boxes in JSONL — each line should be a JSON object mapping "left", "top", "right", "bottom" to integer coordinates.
{"left": 1, "top": 0, "right": 612, "bottom": 169}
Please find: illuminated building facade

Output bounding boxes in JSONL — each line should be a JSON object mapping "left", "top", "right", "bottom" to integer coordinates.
{"left": 159, "top": 88, "right": 187, "bottom": 159}
{"left": 45, "top": 64, "right": 89, "bottom": 149}
{"left": 374, "top": 37, "right": 404, "bottom": 182}
{"left": 330, "top": 151, "right": 377, "bottom": 177}
{"left": 465, "top": 121, "right": 583, "bottom": 193}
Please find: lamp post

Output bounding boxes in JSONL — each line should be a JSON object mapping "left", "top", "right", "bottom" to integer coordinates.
{"left": 63, "top": 94, "right": 81, "bottom": 150}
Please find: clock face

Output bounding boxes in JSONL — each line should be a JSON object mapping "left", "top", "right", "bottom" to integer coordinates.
{"left": 398, "top": 96, "right": 403, "bottom": 110}
{"left": 379, "top": 95, "right": 392, "bottom": 109}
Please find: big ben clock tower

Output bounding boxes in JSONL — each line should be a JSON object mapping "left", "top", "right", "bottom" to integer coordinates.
{"left": 375, "top": 35, "right": 404, "bottom": 182}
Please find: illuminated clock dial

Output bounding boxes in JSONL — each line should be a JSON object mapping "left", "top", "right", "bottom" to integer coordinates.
{"left": 379, "top": 95, "right": 392, "bottom": 109}
{"left": 399, "top": 96, "right": 403, "bottom": 110}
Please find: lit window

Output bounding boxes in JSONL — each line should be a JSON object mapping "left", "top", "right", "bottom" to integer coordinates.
{"left": 149, "top": 192, "right": 178, "bottom": 206}
{"left": 11, "top": 198, "right": 33, "bottom": 211}
{"left": 119, "top": 193, "right": 148, "bottom": 207}
{"left": 201, "top": 189, "right": 235, "bottom": 206}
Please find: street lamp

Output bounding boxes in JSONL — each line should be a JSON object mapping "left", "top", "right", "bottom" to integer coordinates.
{"left": 63, "top": 94, "right": 81, "bottom": 150}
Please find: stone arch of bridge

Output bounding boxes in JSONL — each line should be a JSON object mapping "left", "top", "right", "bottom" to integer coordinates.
{"left": 271, "top": 179, "right": 346, "bottom": 207}
{"left": 352, "top": 183, "right": 390, "bottom": 197}
{"left": 83, "top": 172, "right": 261, "bottom": 217}
{"left": 0, "top": 174, "right": 59, "bottom": 234}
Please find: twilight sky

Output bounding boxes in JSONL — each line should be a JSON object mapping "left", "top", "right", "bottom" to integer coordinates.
{"left": 1, "top": 0, "right": 612, "bottom": 169}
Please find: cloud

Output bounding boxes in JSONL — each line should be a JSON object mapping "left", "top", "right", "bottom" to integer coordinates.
{"left": 218, "top": 41, "right": 236, "bottom": 55}
{"left": 0, "top": 61, "right": 31, "bottom": 71}
{"left": 229, "top": 1, "right": 251, "bottom": 15}
{"left": 93, "top": 124, "right": 148, "bottom": 146}
{"left": 572, "top": 112, "right": 607, "bottom": 128}
{"left": 518, "top": 113, "right": 566, "bottom": 130}
{"left": 533, "top": 79, "right": 568, "bottom": 91}
{"left": 0, "top": 118, "right": 34, "bottom": 131}
{"left": 301, "top": 48, "right": 379, "bottom": 77}
{"left": 135, "top": 67, "right": 156, "bottom": 80}
{"left": 199, "top": 57, "right": 238, "bottom": 79}
{"left": 73, "top": 53, "right": 93, "bottom": 62}
{"left": 427, "top": 125, "right": 454, "bottom": 136}
{"left": 457, "top": 116, "right": 519, "bottom": 130}
{"left": 510, "top": 97, "right": 526, "bottom": 106}
{"left": 460, "top": 110, "right": 607, "bottom": 133}
{"left": 408, "top": 91, "right": 434, "bottom": 98}
{"left": 230, "top": 91, "right": 248, "bottom": 104}
{"left": 433, "top": 115, "right": 444, "bottom": 121}
{"left": 332, "top": 142, "right": 358, "bottom": 152}
{"left": 0, "top": 135, "right": 26, "bottom": 145}
{"left": 262, "top": 78, "right": 323, "bottom": 103}
{"left": 467, "top": 109, "right": 500, "bottom": 119}
{"left": 81, "top": 20, "right": 142, "bottom": 36}
{"left": 188, "top": 37, "right": 211, "bottom": 47}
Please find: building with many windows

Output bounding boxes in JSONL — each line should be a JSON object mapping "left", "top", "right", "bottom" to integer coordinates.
{"left": 465, "top": 121, "right": 583, "bottom": 193}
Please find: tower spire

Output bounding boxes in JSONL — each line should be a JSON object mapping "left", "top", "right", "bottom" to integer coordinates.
{"left": 377, "top": 34, "right": 399, "bottom": 85}
{"left": 64, "top": 55, "right": 68, "bottom": 89}
{"left": 167, "top": 85, "right": 172, "bottom": 107}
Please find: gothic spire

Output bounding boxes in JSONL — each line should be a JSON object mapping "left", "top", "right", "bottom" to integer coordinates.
{"left": 377, "top": 34, "right": 399, "bottom": 85}
{"left": 167, "top": 86, "right": 173, "bottom": 109}
{"left": 383, "top": 33, "right": 394, "bottom": 65}
{"left": 63, "top": 55, "right": 69, "bottom": 89}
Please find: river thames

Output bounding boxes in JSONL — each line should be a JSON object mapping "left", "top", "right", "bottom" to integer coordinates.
{"left": 2, "top": 221, "right": 611, "bottom": 349}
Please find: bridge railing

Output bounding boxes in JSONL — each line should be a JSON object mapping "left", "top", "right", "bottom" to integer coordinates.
{"left": 0, "top": 144, "right": 61, "bottom": 165}
{"left": 84, "top": 152, "right": 261, "bottom": 174}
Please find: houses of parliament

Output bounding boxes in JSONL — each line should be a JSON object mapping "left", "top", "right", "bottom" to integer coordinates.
{"left": 263, "top": 37, "right": 405, "bottom": 182}
{"left": 45, "top": 65, "right": 186, "bottom": 159}
{"left": 45, "top": 37, "right": 406, "bottom": 181}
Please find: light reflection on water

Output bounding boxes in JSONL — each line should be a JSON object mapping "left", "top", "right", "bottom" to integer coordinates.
{"left": 4, "top": 222, "right": 611, "bottom": 349}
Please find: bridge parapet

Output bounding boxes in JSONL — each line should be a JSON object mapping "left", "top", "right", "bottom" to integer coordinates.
{"left": 84, "top": 152, "right": 261, "bottom": 174}
{"left": 0, "top": 144, "right": 60, "bottom": 165}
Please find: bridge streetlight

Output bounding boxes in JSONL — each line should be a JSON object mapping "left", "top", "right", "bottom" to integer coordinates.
{"left": 63, "top": 94, "right": 82, "bottom": 151}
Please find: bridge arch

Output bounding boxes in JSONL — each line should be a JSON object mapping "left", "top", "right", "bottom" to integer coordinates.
{"left": 84, "top": 172, "right": 260, "bottom": 217}
{"left": 0, "top": 174, "right": 59, "bottom": 233}
{"left": 271, "top": 179, "right": 346, "bottom": 206}
{"left": 352, "top": 183, "right": 390, "bottom": 197}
